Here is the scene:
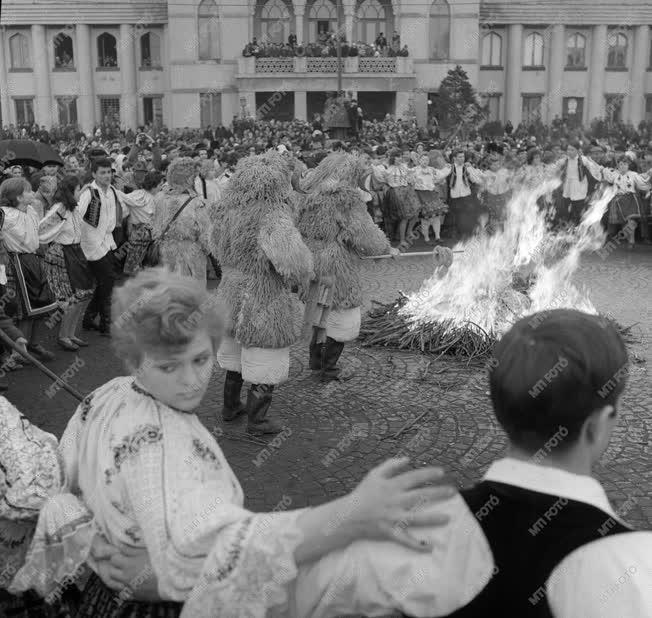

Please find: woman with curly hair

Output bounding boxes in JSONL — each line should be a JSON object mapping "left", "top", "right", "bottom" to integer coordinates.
{"left": 151, "top": 158, "right": 213, "bottom": 283}
{"left": 39, "top": 174, "right": 95, "bottom": 351}
{"left": 7, "top": 267, "right": 452, "bottom": 618}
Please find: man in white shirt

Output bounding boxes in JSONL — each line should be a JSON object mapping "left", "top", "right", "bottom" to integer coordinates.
{"left": 556, "top": 141, "right": 601, "bottom": 226}
{"left": 79, "top": 157, "right": 123, "bottom": 336}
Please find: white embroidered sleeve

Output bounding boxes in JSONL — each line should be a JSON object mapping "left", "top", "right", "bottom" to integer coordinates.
{"left": 290, "top": 495, "right": 494, "bottom": 618}
{"left": 177, "top": 491, "right": 307, "bottom": 618}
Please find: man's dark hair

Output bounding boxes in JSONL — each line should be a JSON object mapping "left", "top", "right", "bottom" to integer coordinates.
{"left": 142, "top": 170, "right": 163, "bottom": 191}
{"left": 489, "top": 309, "right": 628, "bottom": 453}
{"left": 91, "top": 157, "right": 113, "bottom": 174}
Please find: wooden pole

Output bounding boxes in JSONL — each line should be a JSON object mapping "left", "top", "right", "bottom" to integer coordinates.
{"left": 0, "top": 328, "right": 84, "bottom": 402}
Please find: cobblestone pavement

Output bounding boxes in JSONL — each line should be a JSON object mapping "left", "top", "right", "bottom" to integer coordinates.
{"left": 6, "top": 244, "right": 652, "bottom": 529}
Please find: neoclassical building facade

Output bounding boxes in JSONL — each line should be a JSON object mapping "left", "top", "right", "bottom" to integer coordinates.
{"left": 1, "top": 0, "right": 651, "bottom": 131}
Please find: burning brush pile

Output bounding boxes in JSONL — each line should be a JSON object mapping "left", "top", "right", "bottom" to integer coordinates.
{"left": 360, "top": 179, "right": 629, "bottom": 361}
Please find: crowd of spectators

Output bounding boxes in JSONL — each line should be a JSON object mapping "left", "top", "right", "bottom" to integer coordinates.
{"left": 3, "top": 115, "right": 652, "bottom": 184}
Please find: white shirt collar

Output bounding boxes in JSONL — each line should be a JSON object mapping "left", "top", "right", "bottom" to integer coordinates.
{"left": 483, "top": 457, "right": 618, "bottom": 519}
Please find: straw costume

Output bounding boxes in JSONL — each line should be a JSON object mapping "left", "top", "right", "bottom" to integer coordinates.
{"left": 296, "top": 153, "right": 392, "bottom": 381}
{"left": 211, "top": 152, "right": 314, "bottom": 435}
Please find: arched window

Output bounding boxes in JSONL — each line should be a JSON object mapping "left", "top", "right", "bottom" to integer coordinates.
{"left": 198, "top": 0, "right": 220, "bottom": 60}
{"left": 308, "top": 0, "right": 337, "bottom": 42}
{"left": 9, "top": 33, "right": 31, "bottom": 69}
{"left": 54, "top": 33, "right": 74, "bottom": 68}
{"left": 356, "top": 0, "right": 387, "bottom": 45}
{"left": 607, "top": 31, "right": 628, "bottom": 68}
{"left": 258, "top": 0, "right": 292, "bottom": 45}
{"left": 566, "top": 32, "right": 585, "bottom": 67}
{"left": 481, "top": 32, "right": 501, "bottom": 67}
{"left": 140, "top": 32, "right": 161, "bottom": 67}
{"left": 523, "top": 32, "right": 543, "bottom": 66}
{"left": 429, "top": 0, "right": 450, "bottom": 60}
{"left": 97, "top": 32, "right": 118, "bottom": 68}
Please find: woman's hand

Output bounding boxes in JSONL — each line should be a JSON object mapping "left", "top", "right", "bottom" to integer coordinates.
{"left": 345, "top": 457, "right": 455, "bottom": 551}
{"left": 89, "top": 535, "right": 161, "bottom": 602}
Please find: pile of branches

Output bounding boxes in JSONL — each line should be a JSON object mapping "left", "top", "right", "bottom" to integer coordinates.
{"left": 359, "top": 293, "right": 496, "bottom": 361}
{"left": 360, "top": 294, "right": 640, "bottom": 362}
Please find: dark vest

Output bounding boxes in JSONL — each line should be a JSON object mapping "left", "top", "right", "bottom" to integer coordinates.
{"left": 81, "top": 185, "right": 121, "bottom": 229}
{"left": 404, "top": 481, "right": 632, "bottom": 618}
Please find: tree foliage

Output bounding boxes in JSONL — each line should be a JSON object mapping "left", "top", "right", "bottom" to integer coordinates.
{"left": 436, "top": 65, "right": 486, "bottom": 137}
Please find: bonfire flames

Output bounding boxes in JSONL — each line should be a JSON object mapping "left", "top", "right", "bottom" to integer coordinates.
{"left": 361, "top": 179, "right": 617, "bottom": 359}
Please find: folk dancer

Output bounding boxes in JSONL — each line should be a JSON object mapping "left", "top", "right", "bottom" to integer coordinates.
{"left": 0, "top": 178, "right": 58, "bottom": 362}
{"left": 412, "top": 153, "right": 450, "bottom": 243}
{"left": 447, "top": 149, "right": 484, "bottom": 239}
{"left": 79, "top": 157, "right": 126, "bottom": 337}
{"left": 584, "top": 155, "right": 651, "bottom": 248}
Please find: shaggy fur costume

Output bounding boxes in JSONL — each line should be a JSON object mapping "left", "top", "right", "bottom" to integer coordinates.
{"left": 210, "top": 152, "right": 314, "bottom": 349}
{"left": 297, "top": 153, "right": 391, "bottom": 310}
{"left": 152, "top": 158, "right": 213, "bottom": 282}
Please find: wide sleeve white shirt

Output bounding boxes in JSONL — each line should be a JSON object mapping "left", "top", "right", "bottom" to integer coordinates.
{"left": 77, "top": 182, "right": 117, "bottom": 261}
{"left": 1, "top": 206, "right": 40, "bottom": 253}
{"left": 38, "top": 203, "right": 82, "bottom": 245}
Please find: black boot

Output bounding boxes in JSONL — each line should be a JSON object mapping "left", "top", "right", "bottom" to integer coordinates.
{"left": 246, "top": 384, "right": 281, "bottom": 436}
{"left": 222, "top": 370, "right": 246, "bottom": 421}
{"left": 321, "top": 337, "right": 352, "bottom": 382}
{"left": 309, "top": 329, "right": 324, "bottom": 371}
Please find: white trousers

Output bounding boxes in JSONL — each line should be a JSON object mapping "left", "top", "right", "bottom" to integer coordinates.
{"left": 325, "top": 307, "right": 361, "bottom": 343}
{"left": 216, "top": 335, "right": 290, "bottom": 385}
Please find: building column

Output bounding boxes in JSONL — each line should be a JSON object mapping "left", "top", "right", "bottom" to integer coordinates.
{"left": 295, "top": 8, "right": 305, "bottom": 44}
{"left": 546, "top": 25, "right": 564, "bottom": 123}
{"left": 505, "top": 24, "right": 523, "bottom": 124}
{"left": 0, "top": 27, "right": 11, "bottom": 126}
{"left": 588, "top": 25, "right": 607, "bottom": 121}
{"left": 76, "top": 24, "right": 95, "bottom": 134}
{"left": 295, "top": 90, "right": 307, "bottom": 121}
{"left": 628, "top": 25, "right": 649, "bottom": 124}
{"left": 31, "top": 25, "right": 53, "bottom": 127}
{"left": 119, "top": 24, "right": 138, "bottom": 130}
{"left": 344, "top": 7, "right": 354, "bottom": 44}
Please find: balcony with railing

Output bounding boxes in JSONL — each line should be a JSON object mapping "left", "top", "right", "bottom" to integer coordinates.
{"left": 243, "top": 56, "right": 413, "bottom": 75}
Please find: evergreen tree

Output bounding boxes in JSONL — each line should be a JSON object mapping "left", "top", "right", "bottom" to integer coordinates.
{"left": 436, "top": 65, "right": 486, "bottom": 138}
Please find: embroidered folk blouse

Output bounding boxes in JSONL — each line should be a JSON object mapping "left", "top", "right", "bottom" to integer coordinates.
{"left": 598, "top": 168, "right": 650, "bottom": 195}
{"left": 412, "top": 165, "right": 452, "bottom": 191}
{"left": 11, "top": 377, "right": 306, "bottom": 618}
{"left": 38, "top": 203, "right": 83, "bottom": 245}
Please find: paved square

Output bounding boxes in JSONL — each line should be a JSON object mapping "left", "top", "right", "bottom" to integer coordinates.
{"left": 6, "top": 246, "right": 652, "bottom": 528}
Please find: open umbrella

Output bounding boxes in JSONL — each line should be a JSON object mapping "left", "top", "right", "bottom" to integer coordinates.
{"left": 0, "top": 140, "right": 64, "bottom": 168}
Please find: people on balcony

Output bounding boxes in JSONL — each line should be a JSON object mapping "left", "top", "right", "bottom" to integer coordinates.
{"left": 242, "top": 35, "right": 409, "bottom": 58}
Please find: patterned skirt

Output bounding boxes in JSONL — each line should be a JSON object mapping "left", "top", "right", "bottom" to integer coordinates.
{"left": 122, "top": 224, "right": 152, "bottom": 276}
{"left": 6, "top": 253, "right": 60, "bottom": 321}
{"left": 608, "top": 193, "right": 642, "bottom": 225}
{"left": 386, "top": 185, "right": 420, "bottom": 219}
{"left": 43, "top": 243, "right": 94, "bottom": 303}
{"left": 75, "top": 573, "right": 182, "bottom": 618}
{"left": 414, "top": 189, "right": 448, "bottom": 218}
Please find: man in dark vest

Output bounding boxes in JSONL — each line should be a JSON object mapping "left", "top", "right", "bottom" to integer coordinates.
{"left": 79, "top": 157, "right": 125, "bottom": 336}
{"left": 289, "top": 309, "right": 649, "bottom": 617}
